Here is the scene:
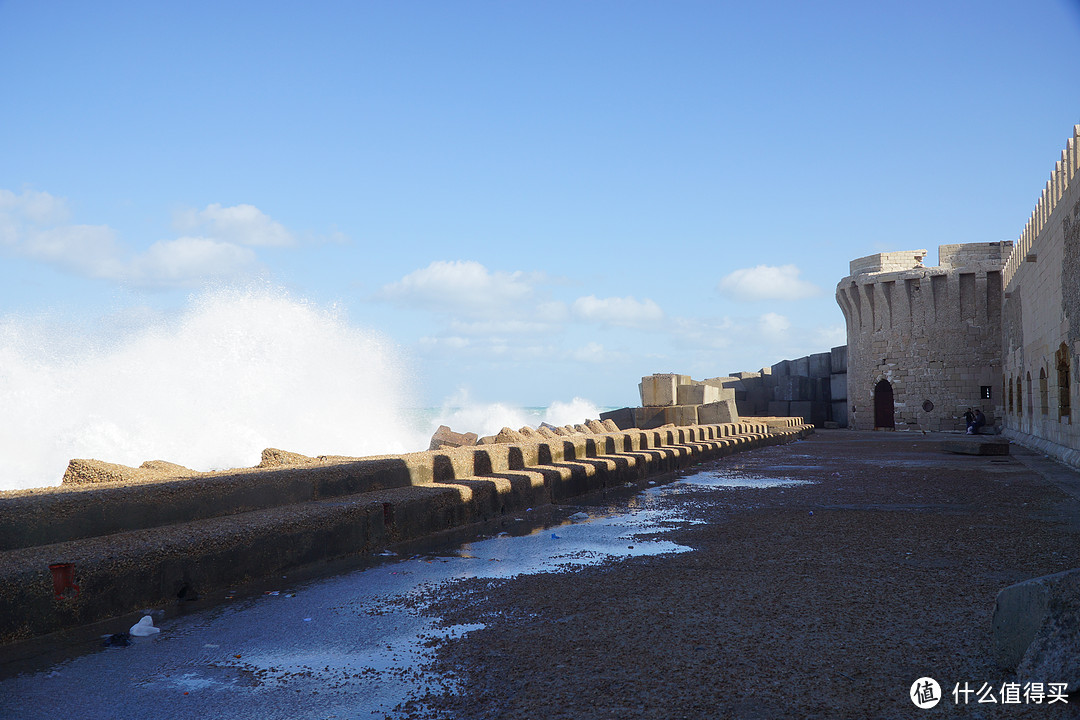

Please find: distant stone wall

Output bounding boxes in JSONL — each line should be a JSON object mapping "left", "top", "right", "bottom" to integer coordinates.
{"left": 763, "top": 346, "right": 847, "bottom": 428}
{"left": 1001, "top": 124, "right": 1080, "bottom": 460}
{"left": 836, "top": 242, "right": 1010, "bottom": 431}
{"left": 607, "top": 354, "right": 847, "bottom": 430}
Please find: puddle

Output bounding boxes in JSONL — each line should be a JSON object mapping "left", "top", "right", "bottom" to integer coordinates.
{"left": 666, "top": 471, "right": 810, "bottom": 490}
{"left": 0, "top": 465, "right": 813, "bottom": 719}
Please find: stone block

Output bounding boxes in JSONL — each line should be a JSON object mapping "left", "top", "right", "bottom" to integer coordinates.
{"left": 662, "top": 405, "right": 699, "bottom": 426}
{"left": 992, "top": 568, "right": 1080, "bottom": 692}
{"left": 831, "top": 373, "right": 848, "bottom": 401}
{"left": 704, "top": 376, "right": 740, "bottom": 391}
{"left": 942, "top": 438, "right": 1010, "bottom": 455}
{"left": 810, "top": 377, "right": 831, "bottom": 403}
{"left": 789, "top": 400, "right": 813, "bottom": 422}
{"left": 831, "top": 401, "right": 848, "bottom": 427}
{"left": 747, "top": 387, "right": 770, "bottom": 414}
{"left": 774, "top": 376, "right": 812, "bottom": 402}
{"left": 256, "top": 450, "right": 316, "bottom": 469}
{"left": 631, "top": 406, "right": 668, "bottom": 430}
{"left": 62, "top": 459, "right": 145, "bottom": 484}
{"left": 585, "top": 419, "right": 607, "bottom": 434}
{"left": 768, "top": 401, "right": 790, "bottom": 416}
{"left": 698, "top": 399, "right": 739, "bottom": 424}
{"left": 640, "top": 374, "right": 689, "bottom": 406}
{"left": 791, "top": 357, "right": 810, "bottom": 377}
{"left": 771, "top": 360, "right": 790, "bottom": 377}
{"left": 599, "top": 407, "right": 635, "bottom": 430}
{"left": 428, "top": 426, "right": 479, "bottom": 450}
{"left": 677, "top": 384, "right": 722, "bottom": 405}
{"left": 809, "top": 352, "right": 832, "bottom": 378}
{"left": 601, "top": 419, "right": 620, "bottom": 432}
{"left": 495, "top": 427, "right": 527, "bottom": 443}
{"left": 831, "top": 345, "right": 848, "bottom": 373}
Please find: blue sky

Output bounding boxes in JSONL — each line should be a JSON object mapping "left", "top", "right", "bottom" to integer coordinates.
{"left": 2, "top": 0, "right": 1078, "bottom": 409}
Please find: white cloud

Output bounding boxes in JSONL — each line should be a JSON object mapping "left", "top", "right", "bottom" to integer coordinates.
{"left": 126, "top": 237, "right": 259, "bottom": 288}
{"left": 571, "top": 295, "right": 663, "bottom": 328}
{"left": 174, "top": 203, "right": 295, "bottom": 247}
{"left": 419, "top": 335, "right": 471, "bottom": 349}
{"left": 717, "top": 264, "right": 821, "bottom": 301}
{"left": 669, "top": 316, "right": 736, "bottom": 350}
{"left": 569, "top": 341, "right": 620, "bottom": 364}
{"left": 378, "top": 260, "right": 540, "bottom": 313}
{"left": 20, "top": 224, "right": 124, "bottom": 278}
{"left": 813, "top": 324, "right": 847, "bottom": 348}
{"left": 449, "top": 319, "right": 555, "bottom": 335}
{"left": 0, "top": 188, "right": 279, "bottom": 289}
{"left": 759, "top": 312, "right": 791, "bottom": 339}
{"left": 0, "top": 188, "right": 70, "bottom": 225}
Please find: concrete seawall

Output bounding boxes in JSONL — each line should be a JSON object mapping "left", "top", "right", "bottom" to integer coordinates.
{"left": 0, "top": 419, "right": 812, "bottom": 643}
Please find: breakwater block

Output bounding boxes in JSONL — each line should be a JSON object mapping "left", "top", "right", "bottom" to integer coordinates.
{"left": 428, "top": 426, "right": 479, "bottom": 450}
{"left": 599, "top": 407, "right": 634, "bottom": 430}
{"left": 941, "top": 438, "right": 1010, "bottom": 455}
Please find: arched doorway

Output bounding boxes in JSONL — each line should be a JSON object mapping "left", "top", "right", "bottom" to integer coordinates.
{"left": 874, "top": 379, "right": 895, "bottom": 430}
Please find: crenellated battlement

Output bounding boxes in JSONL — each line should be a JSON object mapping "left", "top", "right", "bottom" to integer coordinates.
{"left": 939, "top": 242, "right": 1013, "bottom": 269}
{"left": 836, "top": 242, "right": 1010, "bottom": 338}
{"left": 848, "top": 250, "right": 927, "bottom": 276}
{"left": 1004, "top": 124, "right": 1080, "bottom": 288}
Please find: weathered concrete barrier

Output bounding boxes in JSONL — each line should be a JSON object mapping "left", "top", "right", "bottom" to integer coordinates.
{"left": 0, "top": 420, "right": 812, "bottom": 643}
{"left": 992, "top": 568, "right": 1080, "bottom": 692}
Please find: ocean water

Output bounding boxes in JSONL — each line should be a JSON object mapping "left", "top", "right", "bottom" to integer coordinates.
{"left": 0, "top": 288, "right": 608, "bottom": 492}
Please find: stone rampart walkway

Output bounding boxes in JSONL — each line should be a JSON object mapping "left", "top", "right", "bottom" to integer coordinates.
{"left": 407, "top": 430, "right": 1080, "bottom": 719}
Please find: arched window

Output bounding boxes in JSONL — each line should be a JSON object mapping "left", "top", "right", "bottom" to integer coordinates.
{"left": 1058, "top": 343, "right": 1072, "bottom": 419}
{"left": 1008, "top": 376, "right": 1014, "bottom": 413}
{"left": 1027, "top": 371, "right": 1033, "bottom": 417}
{"left": 1040, "top": 368, "right": 1049, "bottom": 415}
{"left": 1017, "top": 376, "right": 1023, "bottom": 418}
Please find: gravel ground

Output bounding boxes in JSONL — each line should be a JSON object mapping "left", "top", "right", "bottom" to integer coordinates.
{"left": 400, "top": 431, "right": 1080, "bottom": 720}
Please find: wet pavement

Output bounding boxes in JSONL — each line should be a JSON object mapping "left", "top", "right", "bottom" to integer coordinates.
{"left": 0, "top": 463, "right": 808, "bottom": 719}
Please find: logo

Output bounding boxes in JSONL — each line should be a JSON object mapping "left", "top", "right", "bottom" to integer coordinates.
{"left": 911, "top": 677, "right": 942, "bottom": 709}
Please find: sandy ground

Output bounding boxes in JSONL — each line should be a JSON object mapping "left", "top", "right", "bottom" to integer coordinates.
{"left": 400, "top": 430, "right": 1080, "bottom": 720}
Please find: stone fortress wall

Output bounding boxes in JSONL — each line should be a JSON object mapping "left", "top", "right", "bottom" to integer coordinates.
{"left": 836, "top": 242, "right": 1011, "bottom": 432}
{"left": 1001, "top": 124, "right": 1080, "bottom": 466}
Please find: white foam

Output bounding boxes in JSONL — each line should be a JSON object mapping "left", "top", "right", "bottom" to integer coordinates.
{"left": 0, "top": 287, "right": 426, "bottom": 490}
{"left": 427, "top": 391, "right": 606, "bottom": 439}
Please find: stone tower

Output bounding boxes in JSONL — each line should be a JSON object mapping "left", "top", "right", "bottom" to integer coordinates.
{"left": 835, "top": 242, "right": 1011, "bottom": 431}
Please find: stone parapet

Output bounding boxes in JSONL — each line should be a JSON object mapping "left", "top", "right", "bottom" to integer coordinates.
{"left": 0, "top": 421, "right": 813, "bottom": 643}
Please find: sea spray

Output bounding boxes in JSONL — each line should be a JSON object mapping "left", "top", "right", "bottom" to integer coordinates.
{"left": 427, "top": 390, "right": 605, "bottom": 438}
{"left": 0, "top": 288, "right": 613, "bottom": 492}
{"left": 0, "top": 288, "right": 427, "bottom": 491}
